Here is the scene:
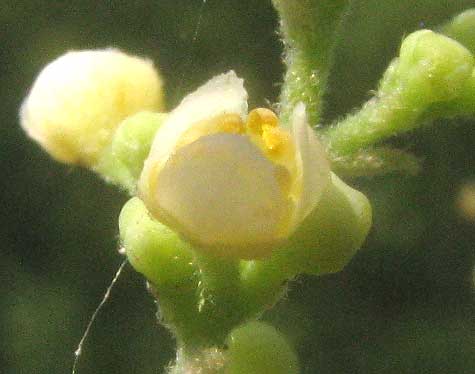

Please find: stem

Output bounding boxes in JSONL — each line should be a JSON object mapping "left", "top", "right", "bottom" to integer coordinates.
{"left": 324, "top": 87, "right": 425, "bottom": 155}
{"left": 239, "top": 254, "right": 291, "bottom": 317}
{"left": 152, "top": 255, "right": 243, "bottom": 349}
{"left": 192, "top": 254, "right": 244, "bottom": 345}
{"left": 330, "top": 147, "right": 422, "bottom": 177}
{"left": 323, "top": 30, "right": 474, "bottom": 156}
{"left": 272, "top": 0, "right": 352, "bottom": 126}
{"left": 168, "top": 347, "right": 226, "bottom": 374}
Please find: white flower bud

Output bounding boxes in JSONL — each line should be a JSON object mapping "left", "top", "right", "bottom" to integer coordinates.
{"left": 139, "top": 71, "right": 330, "bottom": 258}
{"left": 20, "top": 49, "right": 164, "bottom": 166}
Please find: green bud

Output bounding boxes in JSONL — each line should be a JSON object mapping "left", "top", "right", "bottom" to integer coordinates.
{"left": 398, "top": 30, "right": 474, "bottom": 103}
{"left": 119, "top": 197, "right": 195, "bottom": 287}
{"left": 95, "top": 112, "right": 166, "bottom": 193}
{"left": 225, "top": 321, "right": 300, "bottom": 374}
{"left": 456, "top": 69, "right": 475, "bottom": 114}
{"left": 324, "top": 30, "right": 475, "bottom": 156}
{"left": 427, "top": 68, "right": 475, "bottom": 118}
{"left": 441, "top": 9, "right": 475, "bottom": 54}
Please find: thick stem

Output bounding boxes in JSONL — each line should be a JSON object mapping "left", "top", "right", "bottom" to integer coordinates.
{"left": 192, "top": 254, "right": 245, "bottom": 345}
{"left": 272, "top": 0, "right": 352, "bottom": 126}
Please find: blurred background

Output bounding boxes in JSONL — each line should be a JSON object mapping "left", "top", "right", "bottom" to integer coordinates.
{"left": 1, "top": 1, "right": 475, "bottom": 373}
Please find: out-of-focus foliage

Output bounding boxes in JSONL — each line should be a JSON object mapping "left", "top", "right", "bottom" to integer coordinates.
{"left": 1, "top": 1, "right": 474, "bottom": 373}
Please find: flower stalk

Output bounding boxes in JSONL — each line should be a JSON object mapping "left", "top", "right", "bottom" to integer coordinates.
{"left": 323, "top": 30, "right": 474, "bottom": 156}
{"left": 272, "top": 0, "right": 353, "bottom": 126}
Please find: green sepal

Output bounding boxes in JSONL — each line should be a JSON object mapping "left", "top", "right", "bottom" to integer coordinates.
{"left": 225, "top": 321, "right": 300, "bottom": 374}
{"left": 94, "top": 112, "right": 166, "bottom": 194}
{"left": 119, "top": 197, "right": 195, "bottom": 288}
{"left": 285, "top": 172, "right": 372, "bottom": 275}
{"left": 120, "top": 198, "right": 246, "bottom": 348}
{"left": 240, "top": 173, "right": 371, "bottom": 315}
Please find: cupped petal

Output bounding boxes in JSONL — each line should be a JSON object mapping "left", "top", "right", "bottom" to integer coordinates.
{"left": 139, "top": 71, "right": 248, "bottom": 210}
{"left": 153, "top": 133, "right": 290, "bottom": 256}
{"left": 291, "top": 103, "right": 331, "bottom": 226}
{"left": 143, "top": 71, "right": 247, "bottom": 173}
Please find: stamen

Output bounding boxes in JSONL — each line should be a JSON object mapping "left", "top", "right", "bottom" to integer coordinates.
{"left": 262, "top": 124, "right": 284, "bottom": 152}
{"left": 246, "top": 108, "right": 278, "bottom": 134}
{"left": 220, "top": 113, "right": 245, "bottom": 134}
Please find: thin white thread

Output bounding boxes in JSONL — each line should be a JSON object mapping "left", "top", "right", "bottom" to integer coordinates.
{"left": 192, "top": 0, "right": 207, "bottom": 45}
{"left": 71, "top": 259, "right": 128, "bottom": 374}
{"left": 176, "top": 0, "right": 208, "bottom": 98}
{"left": 72, "top": 3, "right": 209, "bottom": 373}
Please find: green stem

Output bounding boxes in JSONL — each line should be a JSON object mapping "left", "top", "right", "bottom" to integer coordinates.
{"left": 324, "top": 30, "right": 474, "bottom": 155}
{"left": 272, "top": 0, "right": 352, "bottom": 126}
{"left": 192, "top": 254, "right": 245, "bottom": 345}
{"left": 330, "top": 147, "right": 422, "bottom": 177}
{"left": 324, "top": 87, "right": 425, "bottom": 155}
{"left": 239, "top": 255, "right": 291, "bottom": 317}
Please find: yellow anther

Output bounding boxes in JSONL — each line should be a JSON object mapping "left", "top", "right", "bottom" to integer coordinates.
{"left": 177, "top": 113, "right": 244, "bottom": 149}
{"left": 262, "top": 125, "right": 291, "bottom": 155}
{"left": 220, "top": 113, "right": 245, "bottom": 134}
{"left": 246, "top": 108, "right": 279, "bottom": 134}
{"left": 262, "top": 125, "right": 282, "bottom": 151}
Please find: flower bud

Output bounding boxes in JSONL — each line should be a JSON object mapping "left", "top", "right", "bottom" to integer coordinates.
{"left": 398, "top": 30, "right": 474, "bottom": 103}
{"left": 139, "top": 71, "right": 331, "bottom": 259}
{"left": 20, "top": 49, "right": 164, "bottom": 166}
{"left": 225, "top": 322, "right": 300, "bottom": 374}
{"left": 441, "top": 9, "right": 475, "bottom": 54}
{"left": 94, "top": 111, "right": 166, "bottom": 193}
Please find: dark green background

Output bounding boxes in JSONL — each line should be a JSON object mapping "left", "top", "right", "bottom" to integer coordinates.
{"left": 1, "top": 1, "right": 475, "bottom": 373}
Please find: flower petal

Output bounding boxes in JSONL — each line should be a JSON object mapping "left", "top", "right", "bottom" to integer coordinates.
{"left": 139, "top": 71, "right": 248, "bottom": 210}
{"left": 292, "top": 103, "right": 331, "bottom": 225}
{"left": 144, "top": 71, "right": 247, "bottom": 171}
{"left": 153, "top": 133, "right": 290, "bottom": 254}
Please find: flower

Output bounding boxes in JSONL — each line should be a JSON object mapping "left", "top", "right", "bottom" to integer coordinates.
{"left": 139, "top": 71, "right": 330, "bottom": 259}
{"left": 20, "top": 49, "right": 163, "bottom": 166}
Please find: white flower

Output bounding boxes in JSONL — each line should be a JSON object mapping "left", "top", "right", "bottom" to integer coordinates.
{"left": 20, "top": 49, "right": 163, "bottom": 166}
{"left": 139, "top": 71, "right": 330, "bottom": 258}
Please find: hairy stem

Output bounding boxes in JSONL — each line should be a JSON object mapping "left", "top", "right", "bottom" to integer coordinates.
{"left": 272, "top": 0, "right": 352, "bottom": 126}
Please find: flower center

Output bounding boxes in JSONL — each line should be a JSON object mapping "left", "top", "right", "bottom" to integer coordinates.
{"left": 245, "top": 108, "right": 298, "bottom": 201}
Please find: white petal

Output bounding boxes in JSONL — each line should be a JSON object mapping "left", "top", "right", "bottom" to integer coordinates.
{"left": 292, "top": 103, "right": 331, "bottom": 225}
{"left": 154, "top": 133, "right": 289, "bottom": 250}
{"left": 144, "top": 71, "right": 247, "bottom": 173}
